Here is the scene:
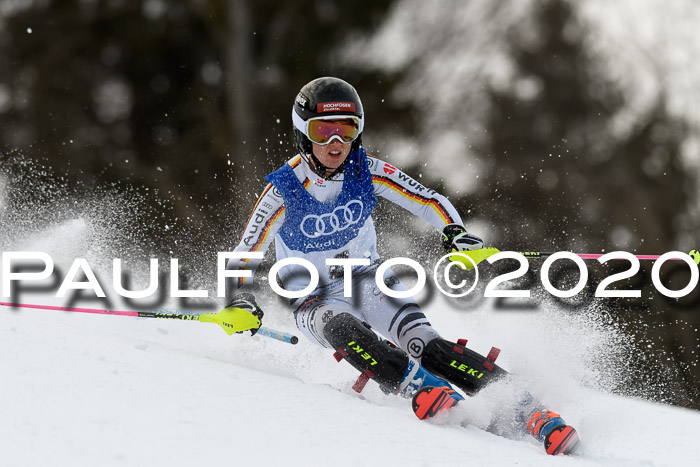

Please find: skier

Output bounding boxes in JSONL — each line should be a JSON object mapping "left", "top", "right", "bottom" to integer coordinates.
{"left": 225, "top": 77, "right": 579, "bottom": 455}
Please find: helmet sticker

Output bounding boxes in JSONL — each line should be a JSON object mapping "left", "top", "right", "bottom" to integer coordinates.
{"left": 317, "top": 102, "right": 356, "bottom": 113}
{"left": 295, "top": 93, "right": 308, "bottom": 107}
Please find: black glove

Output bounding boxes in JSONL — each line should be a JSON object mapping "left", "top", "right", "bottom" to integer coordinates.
{"left": 442, "top": 223, "right": 484, "bottom": 253}
{"left": 226, "top": 292, "right": 264, "bottom": 336}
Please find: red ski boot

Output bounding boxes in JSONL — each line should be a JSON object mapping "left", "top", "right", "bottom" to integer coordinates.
{"left": 527, "top": 409, "right": 580, "bottom": 455}
{"left": 411, "top": 386, "right": 463, "bottom": 420}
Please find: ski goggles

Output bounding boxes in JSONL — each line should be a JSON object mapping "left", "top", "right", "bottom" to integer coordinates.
{"left": 292, "top": 111, "right": 364, "bottom": 145}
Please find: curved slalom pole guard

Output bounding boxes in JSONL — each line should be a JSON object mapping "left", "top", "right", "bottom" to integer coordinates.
{"left": 0, "top": 302, "right": 299, "bottom": 345}
{"left": 198, "top": 307, "right": 261, "bottom": 335}
{"left": 448, "top": 247, "right": 499, "bottom": 270}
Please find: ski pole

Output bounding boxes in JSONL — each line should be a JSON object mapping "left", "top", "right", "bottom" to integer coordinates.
{"left": 256, "top": 327, "right": 299, "bottom": 344}
{"left": 0, "top": 302, "right": 299, "bottom": 345}
{"left": 452, "top": 248, "right": 700, "bottom": 270}
{"left": 515, "top": 250, "right": 700, "bottom": 262}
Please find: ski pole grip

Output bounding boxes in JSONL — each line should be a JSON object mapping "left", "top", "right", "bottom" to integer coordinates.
{"left": 257, "top": 326, "right": 299, "bottom": 345}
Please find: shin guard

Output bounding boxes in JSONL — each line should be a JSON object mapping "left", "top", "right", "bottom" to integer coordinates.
{"left": 323, "top": 313, "right": 409, "bottom": 391}
{"left": 421, "top": 338, "right": 508, "bottom": 395}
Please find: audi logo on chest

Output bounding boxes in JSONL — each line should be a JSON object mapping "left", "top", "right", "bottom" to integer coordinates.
{"left": 300, "top": 200, "right": 364, "bottom": 238}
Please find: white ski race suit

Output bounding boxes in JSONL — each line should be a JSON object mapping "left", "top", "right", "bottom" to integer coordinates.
{"left": 226, "top": 150, "right": 463, "bottom": 360}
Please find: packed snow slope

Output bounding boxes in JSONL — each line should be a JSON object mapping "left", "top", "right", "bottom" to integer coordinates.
{"left": 2, "top": 295, "right": 700, "bottom": 467}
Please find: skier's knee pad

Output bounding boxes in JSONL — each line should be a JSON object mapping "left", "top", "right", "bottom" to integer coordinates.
{"left": 421, "top": 338, "right": 508, "bottom": 395}
{"left": 323, "top": 313, "right": 409, "bottom": 390}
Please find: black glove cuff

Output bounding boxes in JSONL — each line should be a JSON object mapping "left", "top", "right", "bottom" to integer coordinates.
{"left": 442, "top": 223, "right": 467, "bottom": 252}
{"left": 228, "top": 293, "right": 264, "bottom": 335}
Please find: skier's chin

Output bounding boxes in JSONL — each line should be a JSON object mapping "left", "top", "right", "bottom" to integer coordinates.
{"left": 325, "top": 155, "right": 346, "bottom": 167}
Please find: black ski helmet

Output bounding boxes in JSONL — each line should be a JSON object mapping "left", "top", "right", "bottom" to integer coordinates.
{"left": 292, "top": 77, "right": 365, "bottom": 159}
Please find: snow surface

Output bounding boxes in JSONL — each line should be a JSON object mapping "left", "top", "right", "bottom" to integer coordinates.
{"left": 2, "top": 218, "right": 700, "bottom": 467}
{"left": 3, "top": 289, "right": 700, "bottom": 466}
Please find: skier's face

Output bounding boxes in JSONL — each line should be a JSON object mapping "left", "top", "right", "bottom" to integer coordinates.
{"left": 312, "top": 139, "right": 352, "bottom": 171}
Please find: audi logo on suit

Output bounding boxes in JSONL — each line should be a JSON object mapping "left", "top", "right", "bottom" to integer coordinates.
{"left": 301, "top": 200, "right": 364, "bottom": 238}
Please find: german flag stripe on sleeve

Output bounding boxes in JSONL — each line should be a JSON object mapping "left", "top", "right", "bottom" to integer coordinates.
{"left": 250, "top": 206, "right": 285, "bottom": 252}
{"left": 372, "top": 175, "right": 454, "bottom": 224}
{"left": 238, "top": 205, "right": 285, "bottom": 287}
{"left": 238, "top": 183, "right": 274, "bottom": 243}
{"left": 289, "top": 155, "right": 303, "bottom": 168}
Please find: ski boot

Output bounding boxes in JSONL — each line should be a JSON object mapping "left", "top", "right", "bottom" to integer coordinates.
{"left": 411, "top": 385, "right": 463, "bottom": 420}
{"left": 398, "top": 360, "right": 464, "bottom": 399}
{"left": 527, "top": 409, "right": 580, "bottom": 455}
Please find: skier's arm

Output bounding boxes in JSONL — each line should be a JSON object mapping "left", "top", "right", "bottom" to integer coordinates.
{"left": 225, "top": 183, "right": 285, "bottom": 304}
{"left": 368, "top": 156, "right": 483, "bottom": 252}
{"left": 369, "top": 156, "right": 463, "bottom": 229}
